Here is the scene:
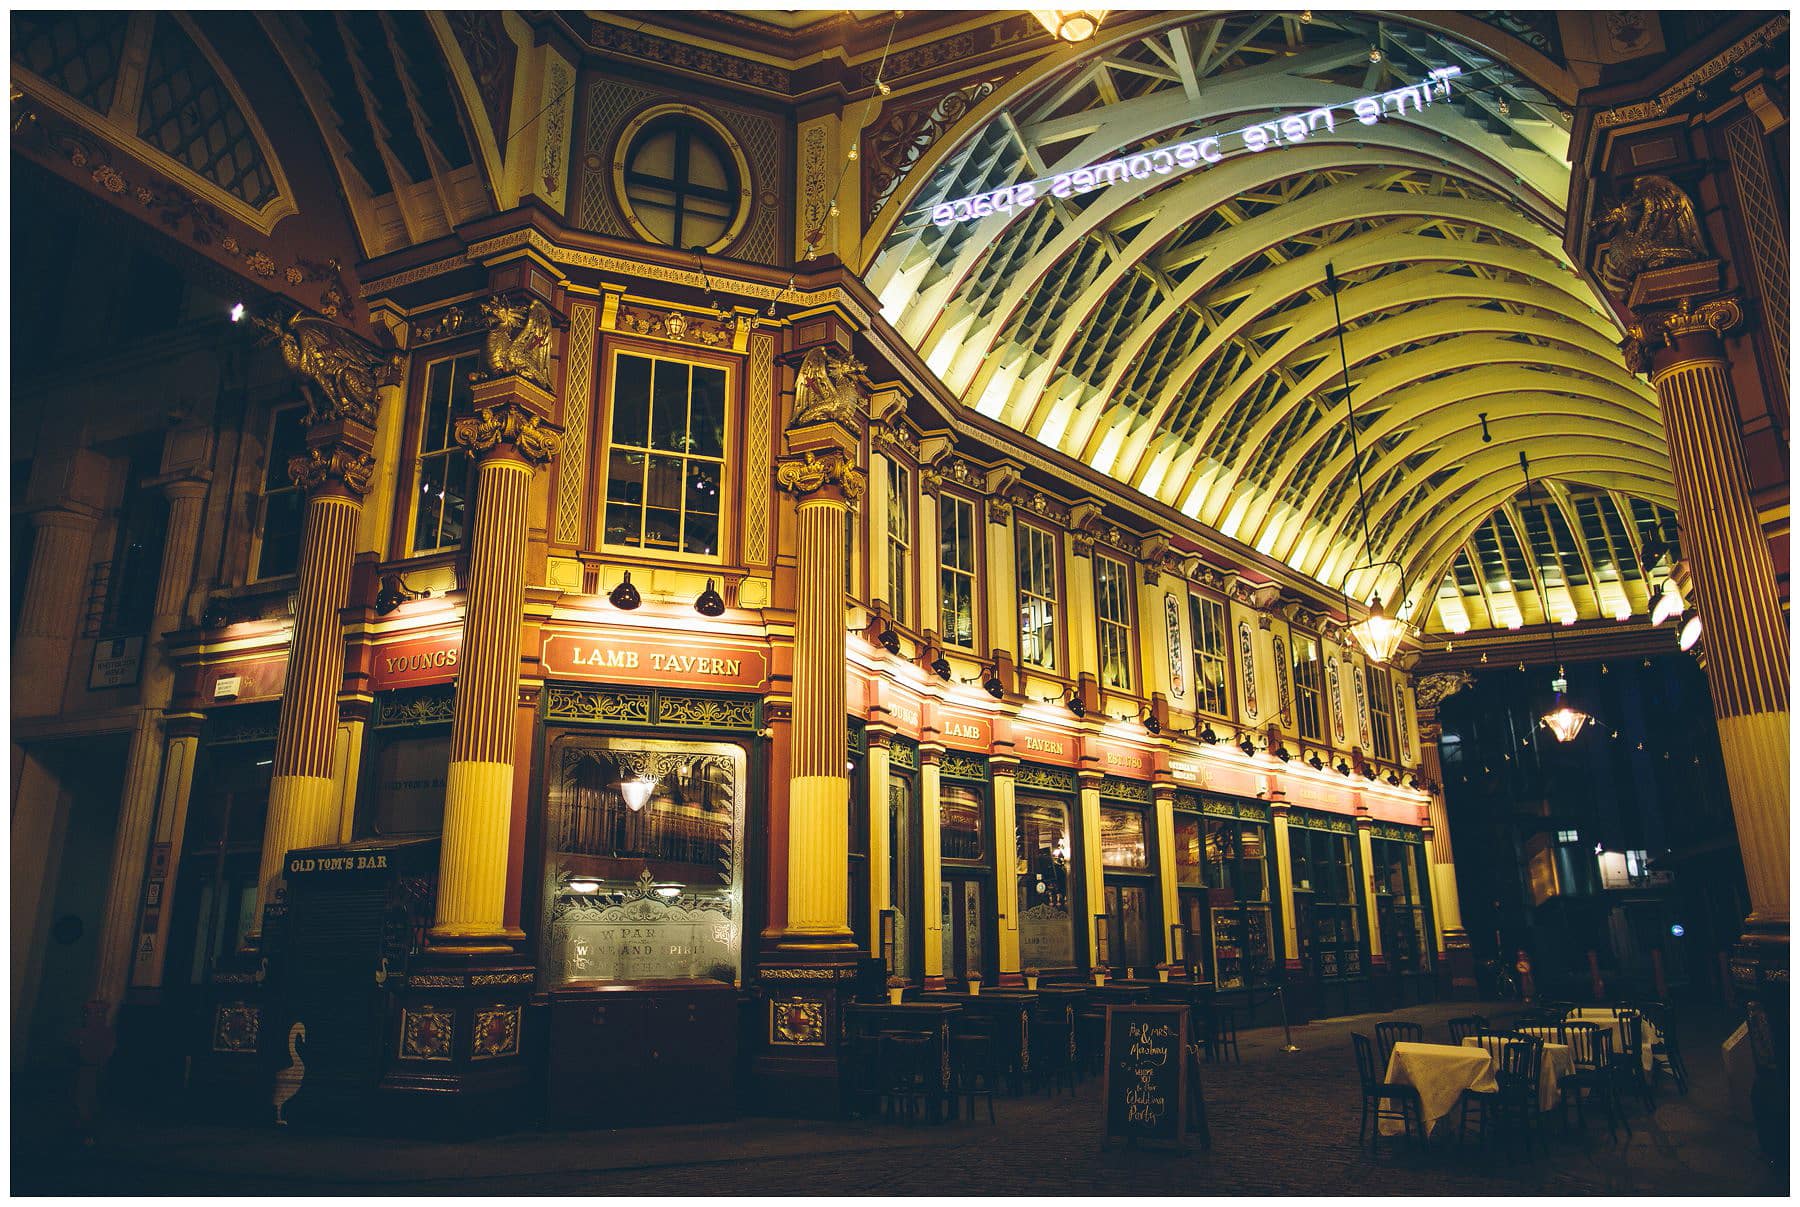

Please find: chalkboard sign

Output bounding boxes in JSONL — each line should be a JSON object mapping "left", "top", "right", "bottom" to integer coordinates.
{"left": 1102, "top": 1004, "right": 1189, "bottom": 1147}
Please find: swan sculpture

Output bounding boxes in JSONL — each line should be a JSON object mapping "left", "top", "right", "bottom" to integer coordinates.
{"left": 272, "top": 1021, "right": 306, "bottom": 1125}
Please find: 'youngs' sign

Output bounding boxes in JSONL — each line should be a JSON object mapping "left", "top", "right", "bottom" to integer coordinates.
{"left": 925, "top": 67, "right": 1463, "bottom": 229}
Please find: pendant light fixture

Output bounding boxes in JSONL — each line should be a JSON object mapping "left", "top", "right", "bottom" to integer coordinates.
{"left": 1032, "top": 9, "right": 1108, "bottom": 42}
{"left": 1324, "top": 262, "right": 1408, "bottom": 664}
{"left": 1520, "top": 452, "right": 1591, "bottom": 743}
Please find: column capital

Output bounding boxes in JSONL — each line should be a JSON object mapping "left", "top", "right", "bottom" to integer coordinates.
{"left": 776, "top": 447, "right": 865, "bottom": 507}
{"left": 990, "top": 754, "right": 1019, "bottom": 774}
{"left": 288, "top": 426, "right": 376, "bottom": 501}
{"left": 27, "top": 500, "right": 101, "bottom": 531}
{"left": 455, "top": 399, "right": 562, "bottom": 470}
{"left": 1626, "top": 293, "right": 1745, "bottom": 375}
{"left": 148, "top": 470, "right": 212, "bottom": 503}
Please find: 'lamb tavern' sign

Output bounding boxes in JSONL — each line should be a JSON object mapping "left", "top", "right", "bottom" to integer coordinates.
{"left": 540, "top": 631, "right": 769, "bottom": 692}
{"left": 924, "top": 67, "right": 1463, "bottom": 228}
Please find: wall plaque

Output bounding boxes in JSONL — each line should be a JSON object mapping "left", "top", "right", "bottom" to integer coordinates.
{"left": 541, "top": 630, "right": 768, "bottom": 691}
{"left": 88, "top": 635, "right": 143, "bottom": 690}
{"left": 370, "top": 631, "right": 463, "bottom": 690}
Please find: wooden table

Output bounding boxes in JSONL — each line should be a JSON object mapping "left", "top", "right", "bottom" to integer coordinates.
{"left": 1467, "top": 1034, "right": 1575, "bottom": 1113}
{"left": 1381, "top": 1041, "right": 1498, "bottom": 1136}
{"left": 919, "top": 990, "right": 1038, "bottom": 1094}
{"left": 844, "top": 1002, "right": 961, "bottom": 1121}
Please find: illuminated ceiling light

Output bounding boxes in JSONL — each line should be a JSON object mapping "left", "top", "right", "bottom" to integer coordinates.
{"left": 619, "top": 776, "right": 656, "bottom": 812}
{"left": 1541, "top": 672, "right": 1591, "bottom": 743}
{"left": 694, "top": 579, "right": 725, "bottom": 617}
{"left": 1368, "top": 45, "right": 1383, "bottom": 63}
{"left": 568, "top": 877, "right": 601, "bottom": 894}
{"left": 230, "top": 302, "right": 246, "bottom": 323}
{"left": 1352, "top": 592, "right": 1404, "bottom": 664}
{"left": 1032, "top": 9, "right": 1108, "bottom": 42}
{"left": 608, "top": 571, "right": 642, "bottom": 610}
{"left": 1678, "top": 613, "right": 1703, "bottom": 651}
{"left": 1651, "top": 580, "right": 1684, "bottom": 626}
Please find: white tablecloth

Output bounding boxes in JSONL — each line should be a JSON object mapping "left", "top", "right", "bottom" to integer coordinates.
{"left": 1565, "top": 1009, "right": 1659, "bottom": 1072}
{"left": 1381, "top": 1041, "right": 1497, "bottom": 1135}
{"left": 1466, "top": 1034, "right": 1574, "bottom": 1112}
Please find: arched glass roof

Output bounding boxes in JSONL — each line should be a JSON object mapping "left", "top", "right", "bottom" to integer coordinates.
{"left": 866, "top": 11, "right": 1676, "bottom": 635}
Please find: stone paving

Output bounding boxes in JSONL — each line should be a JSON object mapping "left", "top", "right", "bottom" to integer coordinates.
{"left": 13, "top": 998, "right": 1784, "bottom": 1196}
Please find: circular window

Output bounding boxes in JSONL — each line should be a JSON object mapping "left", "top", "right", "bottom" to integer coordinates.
{"left": 613, "top": 105, "right": 753, "bottom": 254}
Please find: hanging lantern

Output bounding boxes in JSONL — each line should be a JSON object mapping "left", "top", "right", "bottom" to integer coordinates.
{"left": 1351, "top": 591, "right": 1404, "bottom": 663}
{"left": 1032, "top": 9, "right": 1108, "bottom": 42}
{"left": 1540, "top": 669, "right": 1591, "bottom": 743}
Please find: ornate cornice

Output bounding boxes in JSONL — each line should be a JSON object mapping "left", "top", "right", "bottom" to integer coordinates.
{"left": 1593, "top": 15, "right": 1789, "bottom": 129}
{"left": 776, "top": 448, "right": 866, "bottom": 505}
{"left": 454, "top": 403, "right": 563, "bottom": 469}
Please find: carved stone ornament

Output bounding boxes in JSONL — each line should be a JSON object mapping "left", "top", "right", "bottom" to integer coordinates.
{"left": 480, "top": 295, "right": 554, "bottom": 388}
{"left": 1598, "top": 176, "right": 1709, "bottom": 298}
{"left": 790, "top": 346, "right": 867, "bottom": 430}
{"left": 287, "top": 445, "right": 376, "bottom": 497}
{"left": 1413, "top": 670, "right": 1475, "bottom": 716}
{"left": 252, "top": 312, "right": 399, "bottom": 428}
{"left": 454, "top": 404, "right": 563, "bottom": 468}
{"left": 986, "top": 494, "right": 1013, "bottom": 525}
{"left": 1621, "top": 295, "right": 1743, "bottom": 373}
{"left": 775, "top": 448, "right": 866, "bottom": 504}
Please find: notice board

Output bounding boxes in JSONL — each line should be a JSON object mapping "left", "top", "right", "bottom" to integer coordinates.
{"left": 1102, "top": 1003, "right": 1189, "bottom": 1147}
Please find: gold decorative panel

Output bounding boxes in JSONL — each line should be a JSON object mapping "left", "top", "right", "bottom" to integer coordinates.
{"left": 471, "top": 1006, "right": 521, "bottom": 1060}
{"left": 769, "top": 997, "right": 827, "bottom": 1046}
{"left": 744, "top": 332, "right": 774, "bottom": 566}
{"left": 399, "top": 1006, "right": 455, "bottom": 1061}
{"left": 211, "top": 1002, "right": 261, "bottom": 1053}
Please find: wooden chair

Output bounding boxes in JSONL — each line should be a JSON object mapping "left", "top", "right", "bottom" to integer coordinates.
{"left": 1642, "top": 1002, "right": 1688, "bottom": 1095}
{"left": 1208, "top": 1002, "right": 1240, "bottom": 1064}
{"left": 1075, "top": 1008, "right": 1107, "bottom": 1079}
{"left": 1447, "top": 1015, "right": 1489, "bottom": 1046}
{"left": 1559, "top": 1021, "right": 1628, "bottom": 1139}
{"left": 879, "top": 1031, "right": 937, "bottom": 1123}
{"left": 1374, "top": 1020, "right": 1423, "bottom": 1071}
{"left": 949, "top": 1021, "right": 999, "bottom": 1123}
{"left": 1352, "top": 1032, "right": 1424, "bottom": 1152}
{"left": 1610, "top": 1009, "right": 1655, "bottom": 1111}
{"left": 1492, "top": 1034, "right": 1546, "bottom": 1154}
{"left": 1031, "top": 1007, "right": 1076, "bottom": 1097}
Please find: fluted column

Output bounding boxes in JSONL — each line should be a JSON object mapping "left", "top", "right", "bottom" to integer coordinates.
{"left": 1151, "top": 784, "right": 1179, "bottom": 967}
{"left": 1640, "top": 298, "right": 1789, "bottom": 925}
{"left": 920, "top": 746, "right": 945, "bottom": 981}
{"left": 774, "top": 437, "right": 865, "bottom": 947}
{"left": 13, "top": 502, "right": 101, "bottom": 717}
{"left": 254, "top": 420, "right": 376, "bottom": 931}
{"left": 1356, "top": 808, "right": 1382, "bottom": 966}
{"left": 993, "top": 758, "right": 1022, "bottom": 979}
{"left": 432, "top": 383, "right": 560, "bottom": 948}
{"left": 1077, "top": 769, "right": 1104, "bottom": 968}
{"left": 91, "top": 475, "right": 209, "bottom": 1015}
{"left": 1270, "top": 801, "right": 1301, "bottom": 973}
{"left": 866, "top": 730, "right": 893, "bottom": 962}
{"left": 1413, "top": 670, "right": 1475, "bottom": 994}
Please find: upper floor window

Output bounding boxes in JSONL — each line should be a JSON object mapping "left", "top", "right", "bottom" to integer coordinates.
{"left": 411, "top": 353, "right": 478, "bottom": 555}
{"left": 1016, "top": 522, "right": 1059, "bottom": 672}
{"left": 603, "top": 352, "right": 726, "bottom": 557}
{"left": 1370, "top": 666, "right": 1397, "bottom": 761}
{"left": 1292, "top": 632, "right": 1324, "bottom": 742}
{"left": 618, "top": 113, "right": 746, "bottom": 253}
{"left": 1094, "top": 553, "right": 1133, "bottom": 692}
{"left": 938, "top": 493, "right": 978, "bottom": 650}
{"left": 1189, "top": 593, "right": 1229, "bottom": 717}
{"left": 885, "top": 459, "right": 911, "bottom": 625}
{"left": 253, "top": 404, "right": 306, "bottom": 581}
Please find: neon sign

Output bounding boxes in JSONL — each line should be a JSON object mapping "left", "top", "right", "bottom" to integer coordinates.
{"left": 927, "top": 67, "right": 1462, "bottom": 228}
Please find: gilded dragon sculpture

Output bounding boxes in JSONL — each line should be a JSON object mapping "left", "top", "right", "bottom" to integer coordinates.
{"left": 251, "top": 312, "right": 400, "bottom": 428}
{"left": 480, "top": 295, "right": 555, "bottom": 388}
{"left": 1597, "top": 175, "right": 1709, "bottom": 297}
{"left": 790, "top": 346, "right": 867, "bottom": 429}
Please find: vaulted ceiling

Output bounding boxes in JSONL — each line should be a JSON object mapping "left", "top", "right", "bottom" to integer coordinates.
{"left": 865, "top": 12, "right": 1679, "bottom": 637}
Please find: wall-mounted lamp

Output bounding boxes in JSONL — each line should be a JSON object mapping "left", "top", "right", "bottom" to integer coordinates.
{"left": 930, "top": 654, "right": 952, "bottom": 681}
{"left": 1273, "top": 745, "right": 1291, "bottom": 762}
{"left": 981, "top": 667, "right": 1005, "bottom": 699}
{"left": 1199, "top": 724, "right": 1218, "bottom": 745}
{"left": 1066, "top": 691, "right": 1086, "bottom": 718}
{"left": 609, "top": 571, "right": 642, "bottom": 610}
{"left": 1406, "top": 774, "right": 1420, "bottom": 790}
{"left": 694, "top": 579, "right": 725, "bottom": 617}
{"left": 1385, "top": 771, "right": 1401, "bottom": 786}
{"left": 1237, "top": 735, "right": 1256, "bottom": 757}
{"left": 877, "top": 623, "right": 902, "bottom": 655}
{"left": 1307, "top": 752, "right": 1325, "bottom": 771}
{"left": 1142, "top": 712, "right": 1162, "bottom": 736}
{"left": 1678, "top": 613, "right": 1703, "bottom": 651}
{"left": 1335, "top": 759, "right": 1351, "bottom": 777}
{"left": 202, "top": 599, "right": 233, "bottom": 629}
{"left": 375, "top": 573, "right": 429, "bottom": 616}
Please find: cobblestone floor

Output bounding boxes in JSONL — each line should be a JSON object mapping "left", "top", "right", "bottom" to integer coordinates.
{"left": 13, "top": 999, "right": 1784, "bottom": 1196}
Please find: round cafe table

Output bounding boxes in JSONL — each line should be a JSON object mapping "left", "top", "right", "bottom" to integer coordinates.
{"left": 1467, "top": 1034, "right": 1575, "bottom": 1113}
{"left": 1380, "top": 1041, "right": 1497, "bottom": 1136}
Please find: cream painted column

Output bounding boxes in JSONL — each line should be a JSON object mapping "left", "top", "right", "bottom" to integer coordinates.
{"left": 867, "top": 449, "right": 891, "bottom": 610}
{"left": 432, "top": 380, "right": 561, "bottom": 948}
{"left": 13, "top": 501, "right": 102, "bottom": 717}
{"left": 1356, "top": 811, "right": 1382, "bottom": 965}
{"left": 91, "top": 474, "right": 210, "bottom": 1014}
{"left": 331, "top": 708, "right": 368, "bottom": 844}
{"left": 1413, "top": 671, "right": 1475, "bottom": 991}
{"left": 254, "top": 418, "right": 377, "bottom": 931}
{"left": 866, "top": 729, "right": 893, "bottom": 961}
{"left": 1270, "top": 801, "right": 1301, "bottom": 972}
{"left": 130, "top": 717, "right": 202, "bottom": 988}
{"left": 773, "top": 418, "right": 863, "bottom": 947}
{"left": 1065, "top": 534, "right": 1098, "bottom": 683}
{"left": 918, "top": 488, "right": 941, "bottom": 644}
{"left": 1151, "top": 785, "right": 1179, "bottom": 965}
{"left": 354, "top": 353, "right": 408, "bottom": 559}
{"left": 984, "top": 496, "right": 1018, "bottom": 669}
{"left": 1078, "top": 769, "right": 1105, "bottom": 967}
{"left": 993, "top": 758, "right": 1021, "bottom": 977}
{"left": 920, "top": 745, "right": 946, "bottom": 981}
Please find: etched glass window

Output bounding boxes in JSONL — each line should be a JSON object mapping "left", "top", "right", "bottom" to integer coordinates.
{"left": 545, "top": 737, "right": 744, "bottom": 984}
{"left": 604, "top": 353, "right": 727, "bottom": 556}
{"left": 411, "top": 353, "right": 478, "bottom": 554}
{"left": 938, "top": 494, "right": 977, "bottom": 649}
{"left": 1094, "top": 553, "right": 1133, "bottom": 691}
{"left": 1100, "top": 806, "right": 1147, "bottom": 869}
{"left": 1189, "top": 593, "right": 1229, "bottom": 716}
{"left": 1016, "top": 797, "right": 1074, "bottom": 968}
{"left": 940, "top": 784, "right": 983, "bottom": 862}
{"left": 1016, "top": 522, "right": 1059, "bottom": 671}
{"left": 253, "top": 405, "right": 306, "bottom": 581}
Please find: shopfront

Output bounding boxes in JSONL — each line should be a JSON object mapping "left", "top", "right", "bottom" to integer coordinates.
{"left": 936, "top": 752, "right": 993, "bottom": 986}
{"left": 1370, "top": 821, "right": 1437, "bottom": 1005}
{"left": 1096, "top": 777, "right": 1159, "bottom": 977}
{"left": 1172, "top": 794, "right": 1277, "bottom": 992}
{"left": 1288, "top": 810, "right": 1372, "bottom": 1018}
{"left": 1013, "top": 764, "right": 1082, "bottom": 974}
